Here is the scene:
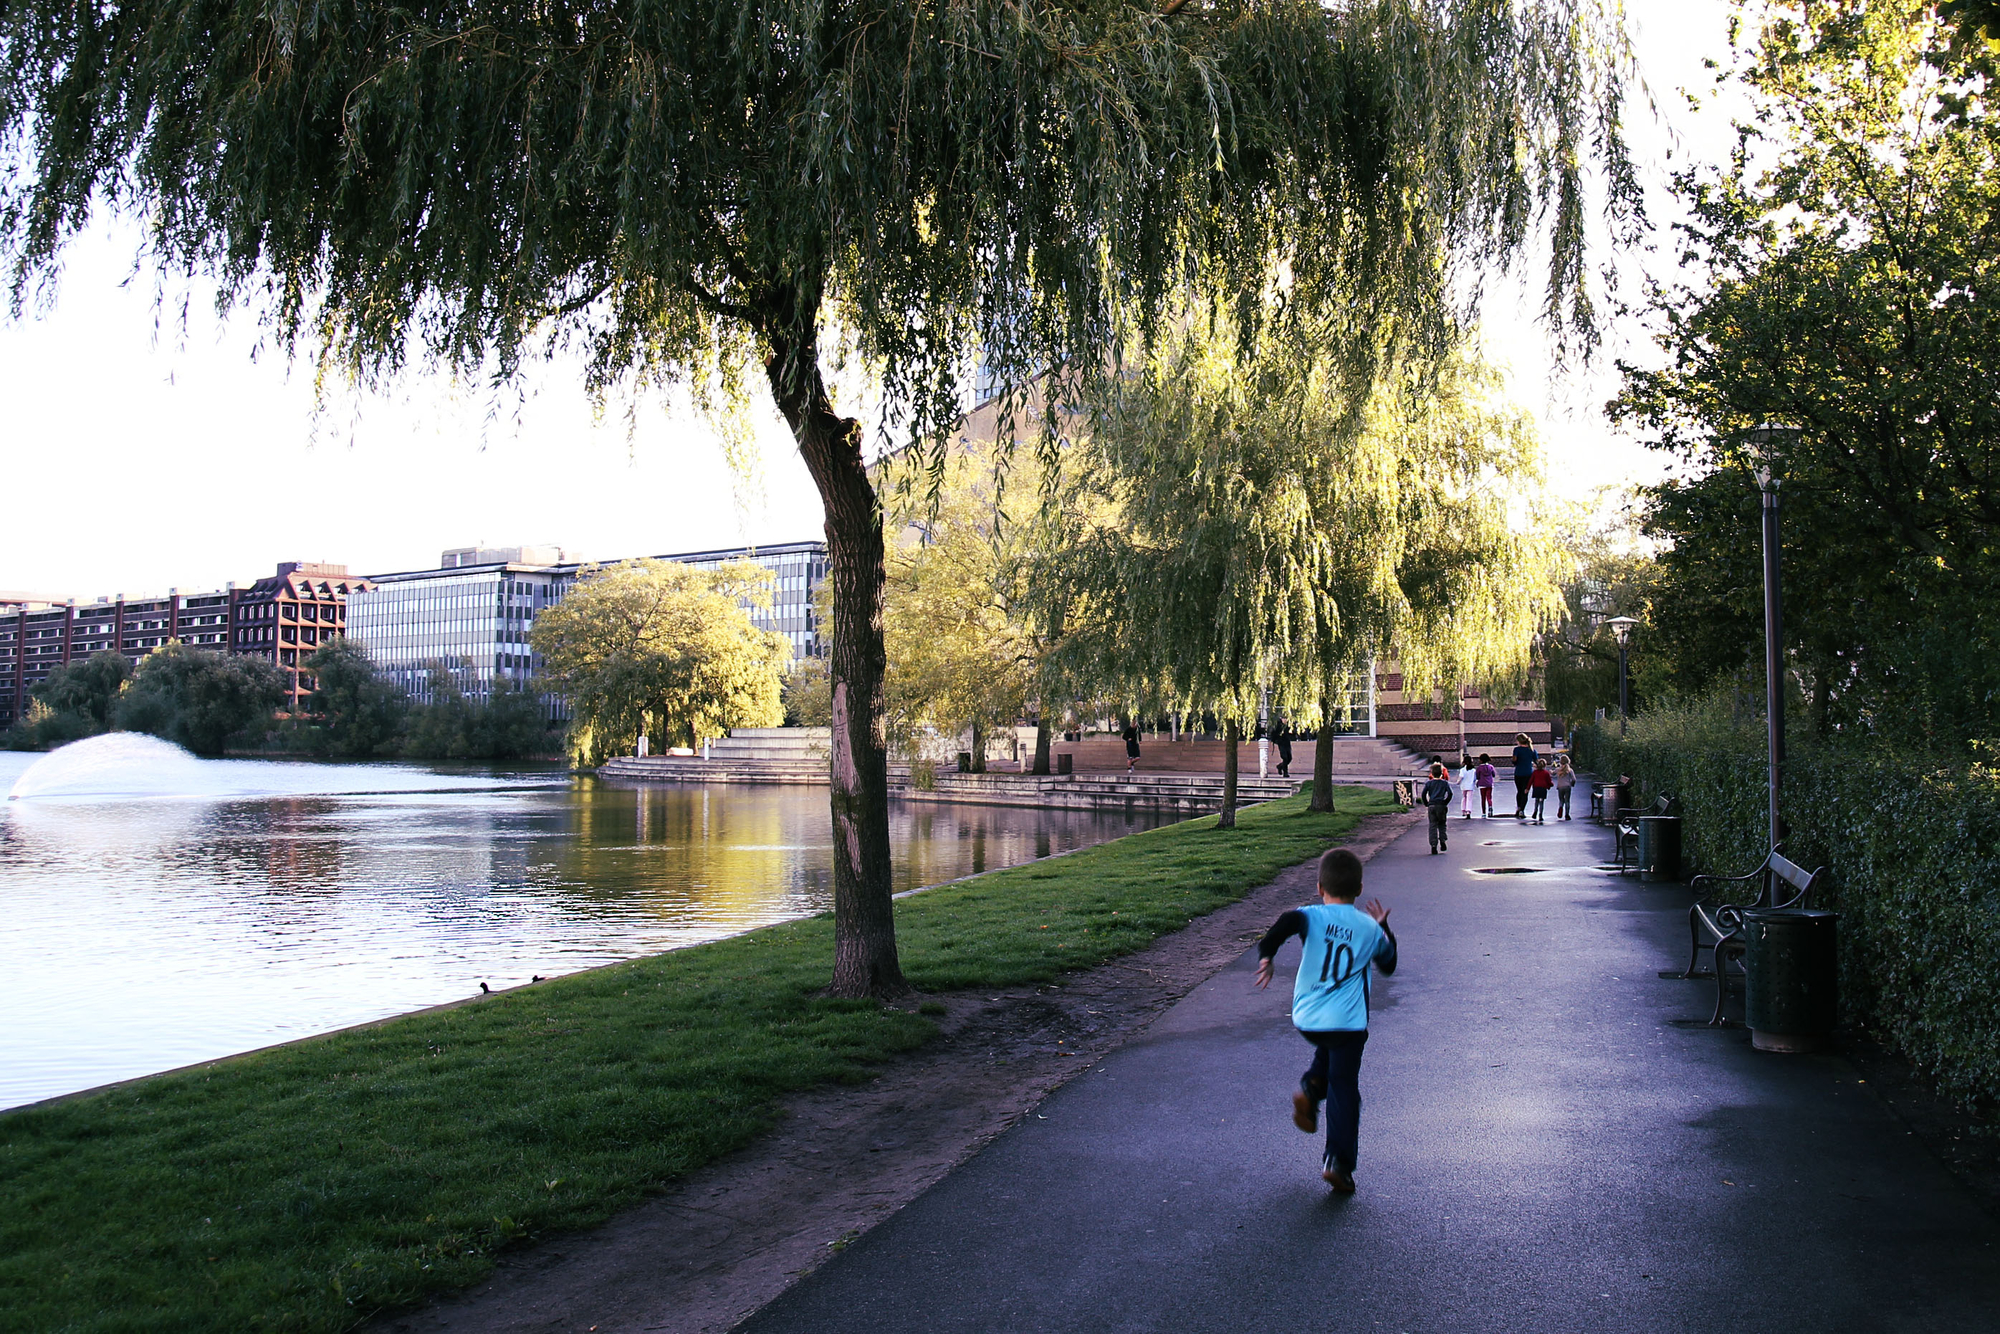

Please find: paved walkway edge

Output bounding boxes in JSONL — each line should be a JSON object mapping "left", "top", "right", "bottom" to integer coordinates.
{"left": 372, "top": 810, "right": 1419, "bottom": 1334}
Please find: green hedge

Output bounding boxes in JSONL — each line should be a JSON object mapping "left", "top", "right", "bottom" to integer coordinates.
{"left": 1572, "top": 709, "right": 2000, "bottom": 1109}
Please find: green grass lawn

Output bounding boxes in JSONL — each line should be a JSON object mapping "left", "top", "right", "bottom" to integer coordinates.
{"left": 0, "top": 787, "right": 1398, "bottom": 1333}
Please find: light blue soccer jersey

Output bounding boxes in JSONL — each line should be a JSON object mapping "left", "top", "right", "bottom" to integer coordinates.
{"left": 1289, "top": 902, "right": 1392, "bottom": 1031}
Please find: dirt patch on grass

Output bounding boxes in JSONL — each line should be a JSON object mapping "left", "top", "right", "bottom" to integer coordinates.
{"left": 371, "top": 809, "right": 1417, "bottom": 1334}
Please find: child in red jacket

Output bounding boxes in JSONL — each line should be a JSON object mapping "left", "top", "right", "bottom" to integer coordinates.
{"left": 1529, "top": 758, "right": 1554, "bottom": 824}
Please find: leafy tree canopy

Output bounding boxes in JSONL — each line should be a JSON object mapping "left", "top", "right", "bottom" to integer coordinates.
{"left": 300, "top": 637, "right": 410, "bottom": 758}
{"left": 530, "top": 559, "right": 789, "bottom": 764}
{"left": 880, "top": 442, "right": 1049, "bottom": 769}
{"left": 1032, "top": 311, "right": 1565, "bottom": 731}
{"left": 1615, "top": 0, "right": 2000, "bottom": 747}
{"left": 29, "top": 651, "right": 133, "bottom": 732}
{"left": 115, "top": 642, "right": 287, "bottom": 755}
{"left": 402, "top": 667, "right": 551, "bottom": 760}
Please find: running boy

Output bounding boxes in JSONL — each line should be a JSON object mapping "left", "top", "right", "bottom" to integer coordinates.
{"left": 1529, "top": 758, "right": 1554, "bottom": 824}
{"left": 1422, "top": 761, "right": 1455, "bottom": 853}
{"left": 1254, "top": 848, "right": 1399, "bottom": 1193}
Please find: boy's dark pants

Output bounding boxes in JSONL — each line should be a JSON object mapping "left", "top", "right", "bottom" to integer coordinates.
{"left": 1427, "top": 802, "right": 1448, "bottom": 850}
{"left": 1299, "top": 1029, "right": 1369, "bottom": 1171}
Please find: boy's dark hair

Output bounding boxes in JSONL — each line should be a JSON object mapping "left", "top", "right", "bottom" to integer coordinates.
{"left": 1319, "top": 848, "right": 1364, "bottom": 899}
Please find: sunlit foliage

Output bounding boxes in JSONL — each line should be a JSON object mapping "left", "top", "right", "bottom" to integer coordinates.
{"left": 531, "top": 559, "right": 789, "bottom": 765}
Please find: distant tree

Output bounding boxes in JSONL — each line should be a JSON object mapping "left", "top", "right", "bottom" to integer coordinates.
{"left": 402, "top": 665, "right": 476, "bottom": 761}
{"left": 463, "top": 682, "right": 552, "bottom": 760}
{"left": 783, "top": 658, "right": 834, "bottom": 729}
{"left": 1536, "top": 501, "right": 1663, "bottom": 726}
{"left": 403, "top": 666, "right": 550, "bottom": 760}
{"left": 115, "top": 643, "right": 287, "bottom": 755}
{"left": 1033, "top": 317, "right": 1563, "bottom": 824}
{"left": 30, "top": 651, "right": 133, "bottom": 735}
{"left": 531, "top": 560, "right": 789, "bottom": 765}
{"left": 300, "top": 638, "right": 409, "bottom": 757}
{"left": 3, "top": 697, "right": 94, "bottom": 749}
{"left": 881, "top": 446, "right": 1044, "bottom": 773}
{"left": 0, "top": 0, "right": 1636, "bottom": 995}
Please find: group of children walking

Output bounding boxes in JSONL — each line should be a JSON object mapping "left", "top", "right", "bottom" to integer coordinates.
{"left": 1417, "top": 732, "right": 1574, "bottom": 854}
{"left": 1457, "top": 734, "right": 1574, "bottom": 824}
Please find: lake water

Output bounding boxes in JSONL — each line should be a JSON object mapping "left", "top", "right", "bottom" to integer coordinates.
{"left": 0, "top": 738, "right": 1176, "bottom": 1111}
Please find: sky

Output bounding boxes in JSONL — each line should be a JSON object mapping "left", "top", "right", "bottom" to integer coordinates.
{"left": 0, "top": 0, "right": 1744, "bottom": 604}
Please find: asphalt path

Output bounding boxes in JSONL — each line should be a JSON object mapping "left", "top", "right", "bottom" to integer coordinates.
{"left": 740, "top": 809, "right": 2000, "bottom": 1334}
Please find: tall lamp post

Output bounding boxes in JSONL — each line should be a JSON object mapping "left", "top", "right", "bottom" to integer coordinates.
{"left": 1746, "top": 423, "right": 1801, "bottom": 852}
{"left": 1607, "top": 616, "right": 1638, "bottom": 737}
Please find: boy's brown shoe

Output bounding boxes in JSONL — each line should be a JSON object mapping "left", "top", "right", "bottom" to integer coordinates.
{"left": 1322, "top": 1166, "right": 1357, "bottom": 1193}
{"left": 1291, "top": 1090, "right": 1317, "bottom": 1133}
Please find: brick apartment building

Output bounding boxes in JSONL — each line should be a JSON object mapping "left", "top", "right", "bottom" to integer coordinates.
{"left": 0, "top": 561, "right": 370, "bottom": 730}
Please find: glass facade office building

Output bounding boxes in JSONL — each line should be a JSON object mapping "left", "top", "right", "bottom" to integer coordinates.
{"left": 346, "top": 541, "right": 827, "bottom": 713}
{"left": 346, "top": 568, "right": 554, "bottom": 707}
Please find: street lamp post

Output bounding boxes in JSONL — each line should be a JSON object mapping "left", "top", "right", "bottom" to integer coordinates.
{"left": 1746, "top": 423, "right": 1801, "bottom": 852}
{"left": 1607, "top": 616, "right": 1638, "bottom": 737}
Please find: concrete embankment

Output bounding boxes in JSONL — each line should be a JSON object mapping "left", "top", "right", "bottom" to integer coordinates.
{"left": 597, "top": 758, "right": 1316, "bottom": 815}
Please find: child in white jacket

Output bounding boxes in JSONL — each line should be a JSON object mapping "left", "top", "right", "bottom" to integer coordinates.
{"left": 1457, "top": 753, "right": 1478, "bottom": 819}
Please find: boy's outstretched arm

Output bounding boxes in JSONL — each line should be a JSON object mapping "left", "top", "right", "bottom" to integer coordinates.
{"left": 1252, "top": 909, "right": 1308, "bottom": 989}
{"left": 1362, "top": 899, "right": 1400, "bottom": 975}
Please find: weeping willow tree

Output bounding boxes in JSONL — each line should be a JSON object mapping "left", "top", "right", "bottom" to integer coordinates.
{"left": 1032, "top": 309, "right": 1565, "bottom": 825}
{"left": 0, "top": 0, "right": 1633, "bottom": 995}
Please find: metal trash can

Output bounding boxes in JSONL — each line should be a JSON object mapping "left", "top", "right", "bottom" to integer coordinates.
{"left": 956, "top": 751, "right": 972, "bottom": 772}
{"left": 1637, "top": 815, "right": 1683, "bottom": 882}
{"left": 1055, "top": 752, "right": 1073, "bottom": 775}
{"left": 1607, "top": 780, "right": 1632, "bottom": 820}
{"left": 1393, "top": 779, "right": 1415, "bottom": 809}
{"left": 1743, "top": 907, "right": 1840, "bottom": 1052}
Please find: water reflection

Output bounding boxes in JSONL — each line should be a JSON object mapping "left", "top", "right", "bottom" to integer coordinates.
{"left": 0, "top": 752, "right": 1172, "bottom": 1110}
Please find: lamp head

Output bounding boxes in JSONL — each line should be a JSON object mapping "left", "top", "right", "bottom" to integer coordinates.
{"left": 1743, "top": 422, "right": 1801, "bottom": 488}
{"left": 1607, "top": 615, "right": 1639, "bottom": 646}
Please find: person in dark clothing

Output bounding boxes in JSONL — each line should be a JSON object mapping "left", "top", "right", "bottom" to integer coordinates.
{"left": 1273, "top": 721, "right": 1294, "bottom": 777}
{"left": 1122, "top": 723, "right": 1141, "bottom": 773}
{"left": 1511, "top": 732, "right": 1537, "bottom": 817}
{"left": 1421, "top": 761, "right": 1455, "bottom": 853}
{"left": 1254, "top": 847, "right": 1398, "bottom": 1193}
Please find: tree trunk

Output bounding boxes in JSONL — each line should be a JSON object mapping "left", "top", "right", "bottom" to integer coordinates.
{"left": 1310, "top": 720, "right": 1336, "bottom": 812}
{"left": 766, "top": 334, "right": 907, "bottom": 999}
{"left": 970, "top": 719, "right": 987, "bottom": 773}
{"left": 1219, "top": 717, "right": 1241, "bottom": 829}
{"left": 1032, "top": 717, "right": 1052, "bottom": 775}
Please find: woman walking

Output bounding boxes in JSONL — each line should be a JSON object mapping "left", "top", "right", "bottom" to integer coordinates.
{"left": 1123, "top": 722, "right": 1142, "bottom": 773}
{"left": 1511, "top": 732, "right": 1536, "bottom": 818}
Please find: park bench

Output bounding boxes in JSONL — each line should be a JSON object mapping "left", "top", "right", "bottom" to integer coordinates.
{"left": 1614, "top": 793, "right": 1675, "bottom": 873}
{"left": 1678, "top": 849, "right": 1825, "bottom": 1026}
